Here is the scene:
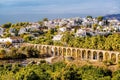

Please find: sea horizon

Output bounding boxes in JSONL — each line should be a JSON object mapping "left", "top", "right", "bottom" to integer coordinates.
{"left": 0, "top": 13, "right": 102, "bottom": 25}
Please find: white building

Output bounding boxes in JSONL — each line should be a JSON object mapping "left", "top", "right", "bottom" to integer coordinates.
{"left": 75, "top": 29, "right": 86, "bottom": 37}
{"left": 0, "top": 37, "right": 24, "bottom": 43}
{"left": 59, "top": 27, "right": 67, "bottom": 32}
{"left": 0, "top": 38, "right": 12, "bottom": 43}
{"left": 52, "top": 34, "right": 63, "bottom": 41}
{"left": 0, "top": 27, "right": 4, "bottom": 36}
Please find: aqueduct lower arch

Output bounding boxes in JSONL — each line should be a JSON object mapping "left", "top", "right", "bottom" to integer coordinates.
{"left": 23, "top": 43, "right": 120, "bottom": 64}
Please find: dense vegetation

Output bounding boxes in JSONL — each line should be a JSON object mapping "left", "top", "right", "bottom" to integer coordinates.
{"left": 0, "top": 46, "right": 51, "bottom": 60}
{"left": 60, "top": 32, "right": 120, "bottom": 51}
{"left": 0, "top": 61, "right": 120, "bottom": 80}
{"left": 32, "top": 32, "right": 120, "bottom": 52}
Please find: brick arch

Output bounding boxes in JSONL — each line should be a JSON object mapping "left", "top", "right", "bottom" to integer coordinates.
{"left": 111, "top": 53, "right": 116, "bottom": 63}
{"left": 46, "top": 46, "right": 49, "bottom": 53}
{"left": 54, "top": 47, "right": 58, "bottom": 56}
{"left": 33, "top": 45, "right": 36, "bottom": 48}
{"left": 77, "top": 49, "right": 81, "bottom": 60}
{"left": 38, "top": 45, "right": 42, "bottom": 50}
{"left": 93, "top": 51, "right": 97, "bottom": 60}
{"left": 49, "top": 46, "right": 54, "bottom": 56}
{"left": 105, "top": 52, "right": 110, "bottom": 61}
{"left": 82, "top": 50, "right": 86, "bottom": 60}
{"left": 37, "top": 45, "right": 42, "bottom": 53}
{"left": 118, "top": 54, "right": 120, "bottom": 61}
{"left": 87, "top": 50, "right": 92, "bottom": 60}
{"left": 63, "top": 48, "right": 66, "bottom": 56}
{"left": 42, "top": 46, "right": 47, "bottom": 54}
{"left": 99, "top": 52, "right": 103, "bottom": 61}
{"left": 72, "top": 49, "right": 77, "bottom": 57}
{"left": 67, "top": 48, "right": 72, "bottom": 56}
{"left": 58, "top": 47, "right": 62, "bottom": 56}
{"left": 37, "top": 45, "right": 40, "bottom": 50}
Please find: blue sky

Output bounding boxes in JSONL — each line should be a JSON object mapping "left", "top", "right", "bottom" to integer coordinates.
{"left": 0, "top": 0, "right": 120, "bottom": 15}
{"left": 0, "top": 0, "right": 120, "bottom": 24}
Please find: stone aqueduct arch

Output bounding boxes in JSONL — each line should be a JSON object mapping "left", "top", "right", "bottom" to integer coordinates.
{"left": 23, "top": 43, "right": 120, "bottom": 64}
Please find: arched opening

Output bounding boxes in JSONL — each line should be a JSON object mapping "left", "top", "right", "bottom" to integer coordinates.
{"left": 37, "top": 45, "right": 40, "bottom": 50}
{"left": 118, "top": 54, "right": 120, "bottom": 61}
{"left": 67, "top": 48, "right": 71, "bottom": 56}
{"left": 111, "top": 53, "right": 116, "bottom": 63}
{"left": 93, "top": 51, "right": 97, "bottom": 60}
{"left": 48, "top": 47, "right": 52, "bottom": 56}
{"left": 37, "top": 46, "right": 41, "bottom": 53}
{"left": 34, "top": 45, "right": 37, "bottom": 49}
{"left": 54, "top": 47, "right": 58, "bottom": 56}
{"left": 87, "top": 50, "right": 91, "bottom": 60}
{"left": 49, "top": 47, "right": 52, "bottom": 53}
{"left": 72, "top": 49, "right": 76, "bottom": 57}
{"left": 82, "top": 50, "right": 86, "bottom": 60}
{"left": 105, "top": 52, "right": 109, "bottom": 61}
{"left": 99, "top": 52, "right": 103, "bottom": 61}
{"left": 59, "top": 48, "right": 63, "bottom": 56}
{"left": 63, "top": 48, "right": 66, "bottom": 56}
{"left": 42, "top": 46, "right": 47, "bottom": 54}
{"left": 46, "top": 46, "right": 49, "bottom": 54}
{"left": 43, "top": 46, "right": 51, "bottom": 57}
{"left": 51, "top": 47, "right": 54, "bottom": 56}
{"left": 77, "top": 49, "right": 81, "bottom": 60}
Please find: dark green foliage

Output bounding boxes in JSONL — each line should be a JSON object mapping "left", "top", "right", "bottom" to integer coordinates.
{"left": 43, "top": 18, "right": 48, "bottom": 21}
{"left": 23, "top": 35, "right": 34, "bottom": 42}
{"left": 86, "top": 16, "right": 93, "bottom": 19}
{"left": 0, "top": 62, "right": 115, "bottom": 80}
{"left": 2, "top": 22, "right": 12, "bottom": 28}
{"left": 4, "top": 64, "right": 12, "bottom": 71}
{"left": 97, "top": 16, "right": 103, "bottom": 21}
{"left": 58, "top": 33, "right": 120, "bottom": 51}
{"left": 0, "top": 47, "right": 41, "bottom": 60}
{"left": 63, "top": 65, "right": 82, "bottom": 80}
{"left": 24, "top": 47, "right": 40, "bottom": 58}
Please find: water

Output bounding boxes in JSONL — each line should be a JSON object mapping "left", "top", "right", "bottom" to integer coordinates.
{"left": 0, "top": 13, "right": 93, "bottom": 25}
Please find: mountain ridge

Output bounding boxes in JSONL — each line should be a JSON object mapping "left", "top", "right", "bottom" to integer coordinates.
{"left": 104, "top": 14, "right": 120, "bottom": 20}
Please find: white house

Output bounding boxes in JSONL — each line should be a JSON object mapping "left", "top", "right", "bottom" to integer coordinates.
{"left": 0, "top": 38, "right": 12, "bottom": 43}
{"left": 0, "top": 27, "right": 4, "bottom": 36}
{"left": 75, "top": 29, "right": 86, "bottom": 37}
{"left": 99, "top": 21, "right": 104, "bottom": 26}
{"left": 52, "top": 34, "right": 63, "bottom": 41}
{"left": 0, "top": 37, "right": 24, "bottom": 43}
{"left": 59, "top": 27, "right": 67, "bottom": 32}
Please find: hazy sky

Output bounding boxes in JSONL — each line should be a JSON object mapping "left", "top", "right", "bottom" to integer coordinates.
{"left": 0, "top": 0, "right": 120, "bottom": 15}
{"left": 0, "top": 0, "right": 120, "bottom": 24}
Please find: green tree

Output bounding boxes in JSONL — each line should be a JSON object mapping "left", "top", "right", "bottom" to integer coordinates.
{"left": 61, "top": 32, "right": 74, "bottom": 46}
{"left": 92, "top": 24, "right": 98, "bottom": 31}
{"left": 97, "top": 16, "right": 103, "bottom": 21}
{"left": 2, "top": 22, "right": 12, "bottom": 28}
{"left": 86, "top": 16, "right": 93, "bottom": 19}
{"left": 23, "top": 35, "right": 34, "bottom": 42}
{"left": 0, "top": 49, "right": 6, "bottom": 59}
{"left": 25, "top": 47, "right": 40, "bottom": 58}
{"left": 43, "top": 18, "right": 48, "bottom": 21}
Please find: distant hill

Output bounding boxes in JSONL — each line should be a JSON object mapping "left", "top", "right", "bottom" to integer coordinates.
{"left": 104, "top": 14, "right": 120, "bottom": 20}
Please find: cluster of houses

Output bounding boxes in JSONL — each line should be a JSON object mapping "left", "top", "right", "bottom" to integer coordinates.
{"left": 50, "top": 17, "right": 120, "bottom": 40}
{"left": 0, "top": 17, "right": 120, "bottom": 44}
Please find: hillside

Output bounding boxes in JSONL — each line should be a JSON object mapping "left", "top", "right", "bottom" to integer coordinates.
{"left": 104, "top": 14, "right": 120, "bottom": 20}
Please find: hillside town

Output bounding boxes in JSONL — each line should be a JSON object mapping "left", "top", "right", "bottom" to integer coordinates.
{"left": 0, "top": 16, "right": 120, "bottom": 44}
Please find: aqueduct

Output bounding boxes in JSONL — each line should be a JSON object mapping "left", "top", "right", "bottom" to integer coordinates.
{"left": 22, "top": 43, "right": 120, "bottom": 64}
